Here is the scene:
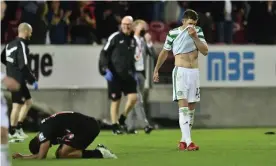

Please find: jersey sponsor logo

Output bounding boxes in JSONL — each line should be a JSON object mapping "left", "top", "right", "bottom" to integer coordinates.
{"left": 38, "top": 132, "right": 46, "bottom": 142}
{"left": 207, "top": 52, "right": 255, "bottom": 81}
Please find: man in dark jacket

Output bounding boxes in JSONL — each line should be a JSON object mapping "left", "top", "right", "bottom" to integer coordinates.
{"left": 1, "top": 23, "right": 38, "bottom": 139}
{"left": 99, "top": 16, "right": 137, "bottom": 134}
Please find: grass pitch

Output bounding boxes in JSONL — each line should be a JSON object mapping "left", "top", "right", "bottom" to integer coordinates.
{"left": 9, "top": 128, "right": 276, "bottom": 166}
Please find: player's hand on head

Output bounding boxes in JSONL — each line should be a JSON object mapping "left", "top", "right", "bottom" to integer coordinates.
{"left": 12, "top": 153, "right": 23, "bottom": 159}
{"left": 153, "top": 70, "right": 159, "bottom": 82}
{"left": 188, "top": 27, "right": 197, "bottom": 39}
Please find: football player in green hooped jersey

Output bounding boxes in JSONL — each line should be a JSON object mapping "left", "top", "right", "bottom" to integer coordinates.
{"left": 153, "top": 9, "right": 208, "bottom": 151}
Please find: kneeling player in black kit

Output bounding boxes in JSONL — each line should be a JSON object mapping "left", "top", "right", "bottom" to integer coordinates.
{"left": 12, "top": 112, "right": 117, "bottom": 159}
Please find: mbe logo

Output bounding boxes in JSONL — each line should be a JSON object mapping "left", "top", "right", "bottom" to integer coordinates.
{"left": 207, "top": 52, "right": 255, "bottom": 81}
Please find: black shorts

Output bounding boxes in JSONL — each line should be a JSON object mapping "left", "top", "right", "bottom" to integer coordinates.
{"left": 11, "top": 83, "right": 31, "bottom": 104}
{"left": 108, "top": 75, "right": 137, "bottom": 101}
{"left": 61, "top": 117, "right": 100, "bottom": 150}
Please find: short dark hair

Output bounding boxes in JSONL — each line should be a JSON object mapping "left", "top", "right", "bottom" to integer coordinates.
{"left": 182, "top": 9, "right": 198, "bottom": 21}
{"left": 29, "top": 136, "right": 40, "bottom": 154}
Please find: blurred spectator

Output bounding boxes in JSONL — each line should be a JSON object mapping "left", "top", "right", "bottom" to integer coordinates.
{"left": 1, "top": 1, "right": 275, "bottom": 45}
{"left": 47, "top": 1, "right": 70, "bottom": 44}
{"left": 112, "top": 1, "right": 131, "bottom": 22}
{"left": 189, "top": 1, "right": 214, "bottom": 43}
{"left": 4, "top": 8, "right": 22, "bottom": 43}
{"left": 95, "top": 1, "right": 120, "bottom": 42}
{"left": 177, "top": 1, "right": 189, "bottom": 24}
{"left": 19, "top": 1, "right": 46, "bottom": 26}
{"left": 153, "top": 0, "right": 166, "bottom": 21}
{"left": 70, "top": 1, "right": 98, "bottom": 44}
{"left": 212, "top": 0, "right": 234, "bottom": 44}
{"left": 1, "top": 1, "right": 7, "bottom": 21}
{"left": 29, "top": 3, "right": 48, "bottom": 44}
{"left": 232, "top": 2, "right": 247, "bottom": 44}
{"left": 247, "top": 1, "right": 276, "bottom": 44}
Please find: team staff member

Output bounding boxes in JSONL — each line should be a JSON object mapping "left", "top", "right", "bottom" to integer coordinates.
{"left": 99, "top": 16, "right": 137, "bottom": 134}
{"left": 12, "top": 111, "right": 117, "bottom": 159}
{"left": 1, "top": 23, "right": 38, "bottom": 139}
{"left": 126, "top": 19, "right": 155, "bottom": 134}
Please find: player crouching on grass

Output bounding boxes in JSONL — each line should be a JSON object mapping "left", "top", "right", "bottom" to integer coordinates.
{"left": 12, "top": 111, "right": 117, "bottom": 159}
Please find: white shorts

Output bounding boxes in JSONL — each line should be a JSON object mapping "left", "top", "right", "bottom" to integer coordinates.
{"left": 172, "top": 67, "right": 200, "bottom": 103}
{"left": 1, "top": 97, "right": 9, "bottom": 128}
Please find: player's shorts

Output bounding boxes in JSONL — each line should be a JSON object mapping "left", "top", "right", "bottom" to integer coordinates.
{"left": 172, "top": 66, "right": 200, "bottom": 103}
{"left": 60, "top": 117, "right": 100, "bottom": 150}
{"left": 11, "top": 83, "right": 31, "bottom": 104}
{"left": 108, "top": 75, "right": 137, "bottom": 101}
{"left": 1, "top": 97, "right": 9, "bottom": 128}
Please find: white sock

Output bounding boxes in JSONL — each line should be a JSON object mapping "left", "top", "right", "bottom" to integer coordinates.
{"left": 188, "top": 109, "right": 195, "bottom": 130}
{"left": 179, "top": 107, "right": 192, "bottom": 145}
{"left": 1, "top": 144, "right": 10, "bottom": 166}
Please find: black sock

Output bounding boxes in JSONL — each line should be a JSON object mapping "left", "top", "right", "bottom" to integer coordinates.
{"left": 9, "top": 126, "right": 16, "bottom": 135}
{"left": 17, "top": 122, "right": 23, "bottom": 130}
{"left": 82, "top": 149, "right": 103, "bottom": 159}
{"left": 118, "top": 114, "right": 126, "bottom": 125}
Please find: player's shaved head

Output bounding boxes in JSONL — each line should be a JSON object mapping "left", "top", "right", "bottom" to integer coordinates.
{"left": 121, "top": 16, "right": 133, "bottom": 35}
{"left": 18, "top": 23, "right": 32, "bottom": 33}
{"left": 18, "top": 22, "right": 33, "bottom": 40}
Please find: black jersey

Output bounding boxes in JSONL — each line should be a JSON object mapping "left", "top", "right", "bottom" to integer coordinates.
{"left": 38, "top": 112, "right": 99, "bottom": 145}
{"left": 1, "top": 37, "right": 36, "bottom": 84}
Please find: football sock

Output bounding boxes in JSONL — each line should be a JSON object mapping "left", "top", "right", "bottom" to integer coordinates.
{"left": 179, "top": 107, "right": 192, "bottom": 146}
{"left": 118, "top": 114, "right": 126, "bottom": 125}
{"left": 188, "top": 109, "right": 195, "bottom": 130}
{"left": 82, "top": 149, "right": 103, "bottom": 158}
{"left": 17, "top": 121, "right": 23, "bottom": 129}
{"left": 9, "top": 126, "right": 16, "bottom": 135}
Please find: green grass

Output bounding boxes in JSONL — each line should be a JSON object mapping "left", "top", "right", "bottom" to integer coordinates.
{"left": 9, "top": 128, "right": 276, "bottom": 166}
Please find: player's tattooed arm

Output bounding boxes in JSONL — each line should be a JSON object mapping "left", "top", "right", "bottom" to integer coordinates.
{"left": 12, "top": 141, "right": 51, "bottom": 159}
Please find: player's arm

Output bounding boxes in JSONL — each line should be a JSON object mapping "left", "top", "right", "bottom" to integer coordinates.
{"left": 99, "top": 33, "right": 117, "bottom": 75}
{"left": 12, "top": 141, "right": 50, "bottom": 159}
{"left": 153, "top": 32, "right": 172, "bottom": 73}
{"left": 191, "top": 27, "right": 208, "bottom": 56}
{"left": 17, "top": 41, "right": 36, "bottom": 84}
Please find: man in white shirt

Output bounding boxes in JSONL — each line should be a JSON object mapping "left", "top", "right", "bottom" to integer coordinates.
{"left": 126, "top": 20, "right": 155, "bottom": 134}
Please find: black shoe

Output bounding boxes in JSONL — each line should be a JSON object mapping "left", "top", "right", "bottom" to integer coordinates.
{"left": 112, "top": 124, "right": 123, "bottom": 135}
{"left": 144, "top": 125, "right": 153, "bottom": 134}
{"left": 127, "top": 129, "right": 138, "bottom": 134}
{"left": 118, "top": 114, "right": 126, "bottom": 126}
